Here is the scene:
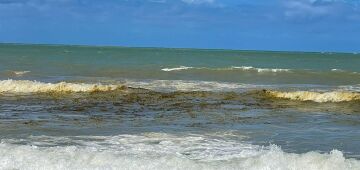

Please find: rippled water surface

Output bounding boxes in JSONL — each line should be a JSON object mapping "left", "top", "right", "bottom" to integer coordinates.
{"left": 0, "top": 44, "right": 360, "bottom": 169}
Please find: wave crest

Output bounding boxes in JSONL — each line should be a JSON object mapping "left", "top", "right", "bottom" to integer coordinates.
{"left": 161, "top": 66, "right": 291, "bottom": 73}
{"left": 264, "top": 90, "right": 360, "bottom": 102}
{"left": 0, "top": 80, "right": 123, "bottom": 93}
{"left": 2, "top": 80, "right": 360, "bottom": 103}
{"left": 230, "top": 66, "right": 290, "bottom": 72}
{"left": 161, "top": 66, "right": 193, "bottom": 71}
{"left": 12, "top": 71, "right": 31, "bottom": 76}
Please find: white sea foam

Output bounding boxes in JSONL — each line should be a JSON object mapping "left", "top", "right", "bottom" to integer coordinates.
{"left": 0, "top": 80, "right": 121, "bottom": 93}
{"left": 2, "top": 79, "right": 358, "bottom": 101}
{"left": 0, "top": 79, "right": 266, "bottom": 93}
{"left": 161, "top": 66, "right": 194, "bottom": 71}
{"left": 331, "top": 69, "right": 345, "bottom": 72}
{"left": 339, "top": 85, "right": 360, "bottom": 92}
{"left": 265, "top": 90, "right": 360, "bottom": 102}
{"left": 13, "top": 71, "right": 31, "bottom": 75}
{"left": 2, "top": 80, "right": 360, "bottom": 103}
{"left": 123, "top": 79, "right": 263, "bottom": 92}
{"left": 160, "top": 66, "right": 291, "bottom": 73}
{"left": 161, "top": 66, "right": 360, "bottom": 74}
{"left": 330, "top": 69, "right": 360, "bottom": 75}
{"left": 0, "top": 133, "right": 359, "bottom": 170}
{"left": 230, "top": 66, "right": 291, "bottom": 73}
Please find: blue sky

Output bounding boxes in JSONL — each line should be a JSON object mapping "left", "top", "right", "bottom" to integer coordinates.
{"left": 0, "top": 0, "right": 359, "bottom": 52}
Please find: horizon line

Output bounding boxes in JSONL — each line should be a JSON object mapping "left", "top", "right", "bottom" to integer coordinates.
{"left": 0, "top": 42, "right": 357, "bottom": 55}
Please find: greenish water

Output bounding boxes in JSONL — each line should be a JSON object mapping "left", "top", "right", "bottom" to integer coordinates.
{"left": 0, "top": 44, "right": 360, "bottom": 170}
{"left": 1, "top": 43, "right": 360, "bottom": 85}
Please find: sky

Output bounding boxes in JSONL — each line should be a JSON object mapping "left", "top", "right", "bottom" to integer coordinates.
{"left": 0, "top": 0, "right": 360, "bottom": 52}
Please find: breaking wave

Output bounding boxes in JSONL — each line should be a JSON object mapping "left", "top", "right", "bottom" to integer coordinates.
{"left": 331, "top": 69, "right": 345, "bottom": 72}
{"left": 160, "top": 66, "right": 360, "bottom": 75}
{"left": 1, "top": 133, "right": 359, "bottom": 170}
{"left": 230, "top": 66, "right": 290, "bottom": 72}
{"left": 123, "top": 79, "right": 264, "bottom": 92}
{"left": 1, "top": 80, "right": 360, "bottom": 103}
{"left": 265, "top": 90, "right": 360, "bottom": 103}
{"left": 12, "top": 70, "right": 31, "bottom": 76}
{"left": 0, "top": 79, "right": 265, "bottom": 93}
{"left": 161, "top": 66, "right": 194, "bottom": 71}
{"left": 0, "top": 70, "right": 31, "bottom": 77}
{"left": 0, "top": 80, "right": 122, "bottom": 93}
{"left": 161, "top": 66, "right": 291, "bottom": 73}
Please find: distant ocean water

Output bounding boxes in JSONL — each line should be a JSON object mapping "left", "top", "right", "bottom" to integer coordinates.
{"left": 0, "top": 44, "right": 360, "bottom": 170}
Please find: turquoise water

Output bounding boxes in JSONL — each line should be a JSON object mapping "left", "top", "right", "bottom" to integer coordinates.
{"left": 1, "top": 44, "right": 360, "bottom": 85}
{"left": 0, "top": 44, "right": 360, "bottom": 169}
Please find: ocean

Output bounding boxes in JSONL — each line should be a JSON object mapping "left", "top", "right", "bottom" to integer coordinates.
{"left": 0, "top": 43, "right": 360, "bottom": 170}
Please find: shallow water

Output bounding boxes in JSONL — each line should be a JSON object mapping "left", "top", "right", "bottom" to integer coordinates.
{"left": 0, "top": 44, "right": 360, "bottom": 169}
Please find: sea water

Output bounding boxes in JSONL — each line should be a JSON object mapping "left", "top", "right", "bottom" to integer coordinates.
{"left": 0, "top": 44, "right": 360, "bottom": 170}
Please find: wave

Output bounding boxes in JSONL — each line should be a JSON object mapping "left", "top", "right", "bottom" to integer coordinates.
{"left": 123, "top": 79, "right": 264, "bottom": 92}
{"left": 1, "top": 80, "right": 359, "bottom": 103}
{"left": 331, "top": 69, "right": 345, "bottom": 72}
{"left": 161, "top": 66, "right": 194, "bottom": 71}
{"left": 230, "top": 66, "right": 291, "bottom": 72}
{"left": 0, "top": 80, "right": 122, "bottom": 93}
{"left": 339, "top": 85, "right": 360, "bottom": 92}
{"left": 0, "top": 70, "right": 31, "bottom": 77}
{"left": 264, "top": 90, "right": 360, "bottom": 103}
{"left": 160, "top": 66, "right": 360, "bottom": 75}
{"left": 12, "top": 70, "right": 31, "bottom": 76}
{"left": 0, "top": 79, "right": 266, "bottom": 93}
{"left": 1, "top": 133, "right": 359, "bottom": 170}
{"left": 161, "top": 66, "right": 291, "bottom": 73}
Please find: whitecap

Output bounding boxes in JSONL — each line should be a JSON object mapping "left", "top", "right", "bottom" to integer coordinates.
{"left": 161, "top": 66, "right": 194, "bottom": 72}
{"left": 160, "top": 66, "right": 291, "bottom": 73}
{"left": 331, "top": 69, "right": 344, "bottom": 72}
{"left": 265, "top": 90, "right": 360, "bottom": 102}
{"left": 12, "top": 71, "right": 31, "bottom": 76}
{"left": 231, "top": 66, "right": 291, "bottom": 73}
{"left": 0, "top": 79, "right": 121, "bottom": 93}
